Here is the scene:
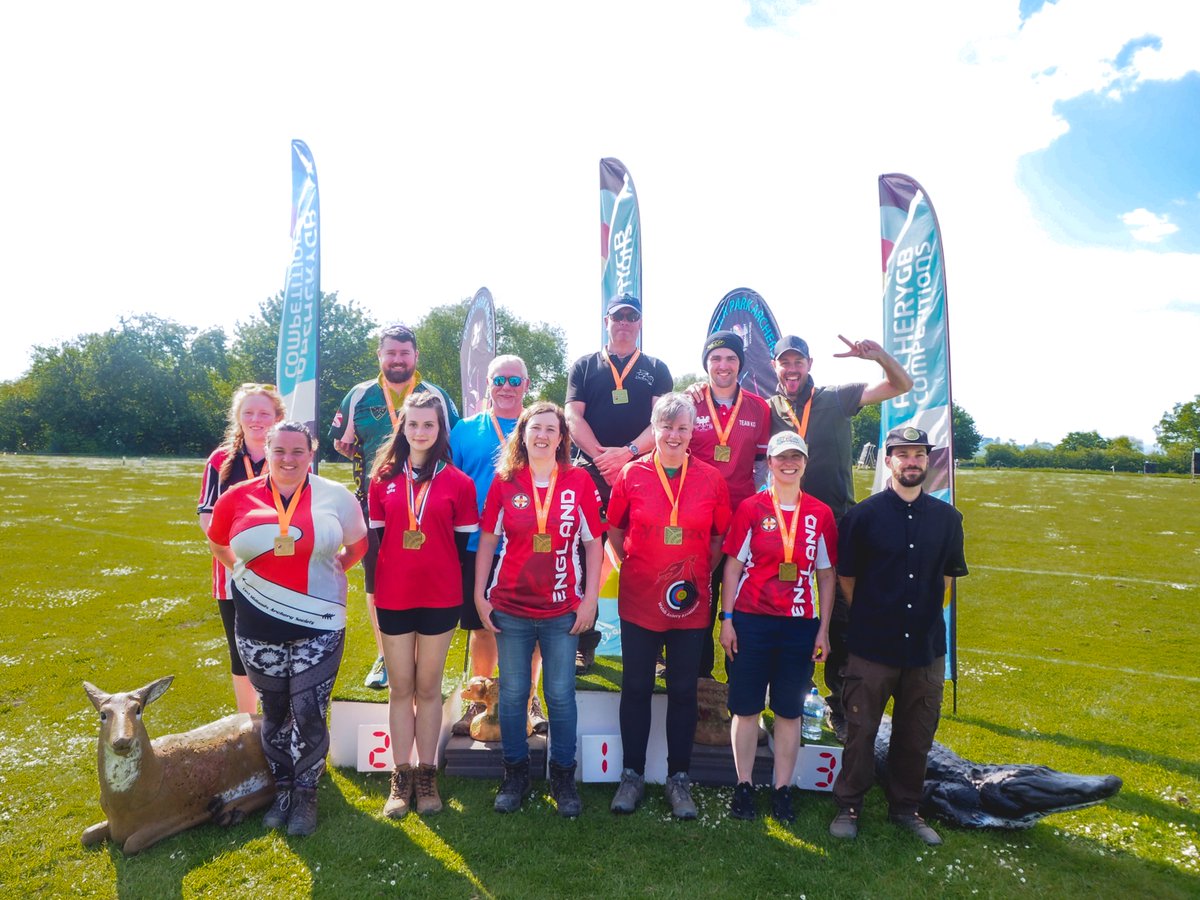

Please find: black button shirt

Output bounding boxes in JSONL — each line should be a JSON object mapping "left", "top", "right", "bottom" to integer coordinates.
{"left": 836, "top": 487, "right": 968, "bottom": 667}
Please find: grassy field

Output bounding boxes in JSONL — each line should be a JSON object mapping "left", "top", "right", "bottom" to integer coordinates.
{"left": 0, "top": 457, "right": 1196, "bottom": 899}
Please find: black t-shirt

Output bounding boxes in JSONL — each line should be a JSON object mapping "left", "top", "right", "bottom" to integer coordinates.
{"left": 565, "top": 350, "right": 673, "bottom": 460}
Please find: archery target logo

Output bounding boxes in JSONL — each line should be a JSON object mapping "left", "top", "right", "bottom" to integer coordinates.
{"left": 512, "top": 493, "right": 530, "bottom": 510}
{"left": 664, "top": 580, "right": 699, "bottom": 613}
{"left": 760, "top": 516, "right": 779, "bottom": 532}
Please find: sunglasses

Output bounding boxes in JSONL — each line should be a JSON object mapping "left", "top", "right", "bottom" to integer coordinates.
{"left": 609, "top": 311, "right": 641, "bottom": 323}
{"left": 491, "top": 375, "right": 524, "bottom": 387}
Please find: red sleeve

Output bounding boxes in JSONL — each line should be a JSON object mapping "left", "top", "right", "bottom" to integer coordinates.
{"left": 481, "top": 479, "right": 504, "bottom": 533}
{"left": 711, "top": 472, "right": 733, "bottom": 536}
{"left": 197, "top": 449, "right": 225, "bottom": 514}
{"left": 606, "top": 468, "right": 631, "bottom": 530}
{"left": 722, "top": 496, "right": 754, "bottom": 557}
{"left": 820, "top": 503, "right": 839, "bottom": 567}
{"left": 455, "top": 471, "right": 480, "bottom": 529}
{"left": 367, "top": 478, "right": 384, "bottom": 528}
{"left": 208, "top": 487, "right": 236, "bottom": 546}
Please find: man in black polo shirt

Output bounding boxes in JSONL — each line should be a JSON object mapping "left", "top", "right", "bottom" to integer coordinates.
{"left": 828, "top": 426, "right": 968, "bottom": 846}
{"left": 767, "top": 334, "right": 912, "bottom": 739}
{"left": 565, "top": 293, "right": 673, "bottom": 672}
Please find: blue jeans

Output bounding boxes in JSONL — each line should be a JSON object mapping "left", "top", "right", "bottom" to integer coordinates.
{"left": 493, "top": 609, "right": 579, "bottom": 767}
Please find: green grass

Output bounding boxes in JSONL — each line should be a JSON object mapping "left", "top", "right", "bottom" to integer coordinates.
{"left": 0, "top": 458, "right": 1197, "bottom": 898}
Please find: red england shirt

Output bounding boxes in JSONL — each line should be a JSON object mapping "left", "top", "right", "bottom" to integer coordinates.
{"left": 480, "top": 465, "right": 606, "bottom": 618}
{"left": 722, "top": 491, "right": 837, "bottom": 618}
{"left": 368, "top": 463, "right": 479, "bottom": 610}
{"left": 688, "top": 385, "right": 771, "bottom": 510}
{"left": 607, "top": 454, "right": 732, "bottom": 631}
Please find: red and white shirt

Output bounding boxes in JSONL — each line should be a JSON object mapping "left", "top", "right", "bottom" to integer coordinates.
{"left": 208, "top": 475, "right": 367, "bottom": 639}
{"left": 480, "top": 466, "right": 605, "bottom": 619}
{"left": 688, "top": 385, "right": 771, "bottom": 510}
{"left": 368, "top": 463, "right": 479, "bottom": 610}
{"left": 606, "top": 454, "right": 732, "bottom": 631}
{"left": 722, "top": 491, "right": 837, "bottom": 618}
{"left": 198, "top": 447, "right": 266, "bottom": 599}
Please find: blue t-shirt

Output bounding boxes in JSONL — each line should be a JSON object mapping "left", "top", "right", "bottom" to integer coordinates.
{"left": 449, "top": 411, "right": 518, "bottom": 552}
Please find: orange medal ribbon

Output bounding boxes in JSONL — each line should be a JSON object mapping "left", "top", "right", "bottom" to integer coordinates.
{"left": 704, "top": 385, "right": 744, "bottom": 462}
{"left": 488, "top": 411, "right": 509, "bottom": 447}
{"left": 381, "top": 371, "right": 422, "bottom": 430}
{"left": 653, "top": 452, "right": 689, "bottom": 528}
{"left": 602, "top": 348, "right": 641, "bottom": 400}
{"left": 770, "top": 487, "right": 803, "bottom": 582}
{"left": 404, "top": 462, "right": 434, "bottom": 534}
{"left": 530, "top": 466, "right": 559, "bottom": 552}
{"left": 242, "top": 455, "right": 257, "bottom": 480}
{"left": 781, "top": 393, "right": 814, "bottom": 440}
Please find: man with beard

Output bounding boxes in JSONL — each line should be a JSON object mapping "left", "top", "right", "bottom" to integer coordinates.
{"left": 828, "top": 426, "right": 968, "bottom": 846}
{"left": 768, "top": 334, "right": 912, "bottom": 739}
{"left": 329, "top": 324, "right": 459, "bottom": 688}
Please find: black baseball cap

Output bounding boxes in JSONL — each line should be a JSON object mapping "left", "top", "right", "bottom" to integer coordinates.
{"left": 884, "top": 425, "right": 934, "bottom": 453}
{"left": 772, "top": 335, "right": 810, "bottom": 359}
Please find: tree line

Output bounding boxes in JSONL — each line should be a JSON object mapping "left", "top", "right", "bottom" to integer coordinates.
{"left": 0, "top": 293, "right": 566, "bottom": 459}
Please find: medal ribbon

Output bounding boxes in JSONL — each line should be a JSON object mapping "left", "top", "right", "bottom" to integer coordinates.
{"left": 769, "top": 487, "right": 802, "bottom": 566}
{"left": 242, "top": 455, "right": 256, "bottom": 480}
{"left": 653, "top": 451, "right": 689, "bottom": 527}
{"left": 270, "top": 477, "right": 306, "bottom": 538}
{"left": 704, "top": 385, "right": 744, "bottom": 455}
{"left": 781, "top": 393, "right": 814, "bottom": 439}
{"left": 488, "top": 411, "right": 509, "bottom": 447}
{"left": 530, "top": 466, "right": 559, "bottom": 537}
{"left": 602, "top": 349, "right": 641, "bottom": 393}
{"left": 381, "top": 370, "right": 422, "bottom": 430}
{"left": 404, "top": 461, "right": 436, "bottom": 532}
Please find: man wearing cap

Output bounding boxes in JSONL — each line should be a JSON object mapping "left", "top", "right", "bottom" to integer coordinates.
{"left": 686, "top": 330, "right": 771, "bottom": 679}
{"left": 768, "top": 334, "right": 912, "bottom": 738}
{"left": 565, "top": 294, "right": 673, "bottom": 672}
{"left": 329, "top": 323, "right": 460, "bottom": 689}
{"left": 828, "top": 426, "right": 968, "bottom": 846}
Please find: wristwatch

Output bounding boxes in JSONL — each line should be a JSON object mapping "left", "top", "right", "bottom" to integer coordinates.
{"left": 626, "top": 442, "right": 640, "bottom": 457}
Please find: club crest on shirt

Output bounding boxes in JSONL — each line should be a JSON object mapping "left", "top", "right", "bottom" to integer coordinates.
{"left": 511, "top": 493, "right": 531, "bottom": 510}
{"left": 760, "top": 516, "right": 779, "bottom": 532}
{"left": 664, "top": 580, "right": 698, "bottom": 613}
{"left": 369, "top": 405, "right": 390, "bottom": 421}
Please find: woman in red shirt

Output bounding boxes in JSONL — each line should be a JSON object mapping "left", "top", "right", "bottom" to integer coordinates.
{"left": 368, "top": 393, "right": 479, "bottom": 818}
{"left": 720, "top": 430, "right": 836, "bottom": 824}
{"left": 606, "top": 392, "right": 732, "bottom": 819}
{"left": 475, "top": 402, "right": 605, "bottom": 817}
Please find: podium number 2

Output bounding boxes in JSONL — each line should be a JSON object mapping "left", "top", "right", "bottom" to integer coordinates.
{"left": 369, "top": 730, "right": 391, "bottom": 769}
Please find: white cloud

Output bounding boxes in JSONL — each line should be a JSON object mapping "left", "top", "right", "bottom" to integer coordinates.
{"left": 1121, "top": 208, "right": 1180, "bottom": 243}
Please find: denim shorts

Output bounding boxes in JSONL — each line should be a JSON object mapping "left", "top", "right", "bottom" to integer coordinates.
{"left": 726, "top": 611, "right": 819, "bottom": 719}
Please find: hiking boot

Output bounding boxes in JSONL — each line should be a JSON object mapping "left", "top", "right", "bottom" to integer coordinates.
{"left": 382, "top": 764, "right": 415, "bottom": 818}
{"left": 770, "top": 785, "right": 796, "bottom": 824}
{"left": 528, "top": 695, "right": 548, "bottom": 735}
{"left": 730, "top": 781, "right": 756, "bottom": 820}
{"left": 494, "top": 759, "right": 531, "bottom": 813}
{"left": 829, "top": 806, "right": 859, "bottom": 839}
{"left": 549, "top": 762, "right": 582, "bottom": 818}
{"left": 287, "top": 787, "right": 318, "bottom": 836}
{"left": 415, "top": 763, "right": 443, "bottom": 815}
{"left": 665, "top": 772, "right": 697, "bottom": 820}
{"left": 262, "top": 787, "right": 292, "bottom": 829}
{"left": 827, "top": 709, "right": 848, "bottom": 744}
{"left": 452, "top": 701, "right": 485, "bottom": 737}
{"left": 890, "top": 813, "right": 943, "bottom": 845}
{"left": 610, "top": 768, "right": 645, "bottom": 814}
{"left": 364, "top": 655, "right": 387, "bottom": 689}
{"left": 575, "top": 645, "right": 595, "bottom": 675}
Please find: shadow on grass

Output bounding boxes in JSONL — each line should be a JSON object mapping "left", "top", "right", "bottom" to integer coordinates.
{"left": 954, "top": 714, "right": 1200, "bottom": 781}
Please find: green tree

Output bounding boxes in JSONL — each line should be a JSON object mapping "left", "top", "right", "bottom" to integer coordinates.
{"left": 1155, "top": 395, "right": 1200, "bottom": 449}
{"left": 851, "top": 403, "right": 881, "bottom": 458}
{"left": 674, "top": 372, "right": 703, "bottom": 391}
{"left": 1057, "top": 430, "right": 1108, "bottom": 451}
{"left": 951, "top": 402, "right": 982, "bottom": 459}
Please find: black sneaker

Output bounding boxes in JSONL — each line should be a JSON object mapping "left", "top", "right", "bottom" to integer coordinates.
{"left": 549, "top": 762, "right": 582, "bottom": 818}
{"left": 730, "top": 781, "right": 756, "bottom": 820}
{"left": 770, "top": 785, "right": 796, "bottom": 824}
{"left": 287, "top": 787, "right": 318, "bottom": 836}
{"left": 575, "top": 646, "right": 595, "bottom": 675}
{"left": 494, "top": 759, "right": 531, "bottom": 813}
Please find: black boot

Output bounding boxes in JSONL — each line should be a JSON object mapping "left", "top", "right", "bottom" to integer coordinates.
{"left": 549, "top": 762, "right": 582, "bottom": 818}
{"left": 287, "top": 787, "right": 318, "bottom": 836}
{"left": 262, "top": 782, "right": 292, "bottom": 830}
{"left": 494, "top": 759, "right": 531, "bottom": 813}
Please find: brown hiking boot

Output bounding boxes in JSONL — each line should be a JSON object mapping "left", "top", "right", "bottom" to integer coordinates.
{"left": 382, "top": 764, "right": 415, "bottom": 819}
{"left": 415, "top": 763, "right": 443, "bottom": 814}
{"left": 528, "top": 695, "right": 548, "bottom": 734}
{"left": 452, "top": 701, "right": 486, "bottom": 737}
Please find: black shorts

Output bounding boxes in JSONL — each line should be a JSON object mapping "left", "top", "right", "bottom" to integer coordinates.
{"left": 217, "top": 598, "right": 247, "bottom": 676}
{"left": 460, "top": 550, "right": 502, "bottom": 631}
{"left": 375, "top": 605, "right": 460, "bottom": 636}
{"left": 726, "top": 612, "right": 819, "bottom": 719}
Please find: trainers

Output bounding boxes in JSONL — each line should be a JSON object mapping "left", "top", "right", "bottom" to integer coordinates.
{"left": 382, "top": 765, "right": 415, "bottom": 818}
{"left": 575, "top": 645, "right": 595, "bottom": 675}
{"left": 610, "top": 768, "right": 645, "bottom": 814}
{"left": 655, "top": 659, "right": 667, "bottom": 680}
{"left": 415, "top": 763, "right": 443, "bottom": 815}
{"left": 287, "top": 787, "right": 318, "bottom": 836}
{"left": 770, "top": 785, "right": 796, "bottom": 824}
{"left": 528, "top": 695, "right": 548, "bottom": 735}
{"left": 451, "top": 701, "right": 485, "bottom": 737}
{"left": 829, "top": 807, "right": 859, "bottom": 839}
{"left": 549, "top": 762, "right": 582, "bottom": 818}
{"left": 494, "top": 759, "right": 531, "bottom": 813}
{"left": 664, "top": 772, "right": 697, "bottom": 820}
{"left": 262, "top": 787, "right": 291, "bottom": 829}
{"left": 364, "top": 655, "right": 387, "bottom": 690}
{"left": 730, "top": 781, "right": 756, "bottom": 820}
{"left": 890, "top": 813, "right": 943, "bottom": 845}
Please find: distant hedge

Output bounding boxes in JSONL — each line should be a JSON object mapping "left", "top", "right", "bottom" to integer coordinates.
{"left": 983, "top": 443, "right": 1193, "bottom": 474}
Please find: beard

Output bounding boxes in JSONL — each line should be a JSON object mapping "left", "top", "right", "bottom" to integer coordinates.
{"left": 382, "top": 364, "right": 413, "bottom": 384}
{"left": 894, "top": 467, "right": 928, "bottom": 488}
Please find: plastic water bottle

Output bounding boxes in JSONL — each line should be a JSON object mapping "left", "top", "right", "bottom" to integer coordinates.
{"left": 802, "top": 688, "right": 825, "bottom": 741}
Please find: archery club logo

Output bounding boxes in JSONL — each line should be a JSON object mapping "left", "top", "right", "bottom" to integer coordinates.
{"left": 511, "top": 493, "right": 531, "bottom": 510}
{"left": 664, "top": 580, "right": 698, "bottom": 613}
{"left": 760, "top": 516, "right": 779, "bottom": 532}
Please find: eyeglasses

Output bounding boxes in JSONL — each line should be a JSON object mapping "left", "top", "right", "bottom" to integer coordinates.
{"left": 491, "top": 375, "right": 524, "bottom": 387}
{"left": 609, "top": 311, "right": 641, "bottom": 323}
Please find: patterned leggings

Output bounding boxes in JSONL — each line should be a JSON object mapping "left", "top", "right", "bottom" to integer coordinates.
{"left": 236, "top": 629, "right": 344, "bottom": 789}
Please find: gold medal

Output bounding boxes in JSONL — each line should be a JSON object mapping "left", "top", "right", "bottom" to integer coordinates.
{"left": 713, "top": 444, "right": 732, "bottom": 462}
{"left": 533, "top": 533, "right": 552, "bottom": 553}
{"left": 778, "top": 562, "right": 798, "bottom": 582}
{"left": 611, "top": 388, "right": 629, "bottom": 405}
{"left": 273, "top": 535, "right": 295, "bottom": 557}
{"left": 403, "top": 529, "right": 426, "bottom": 550}
{"left": 664, "top": 525, "right": 683, "bottom": 545}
